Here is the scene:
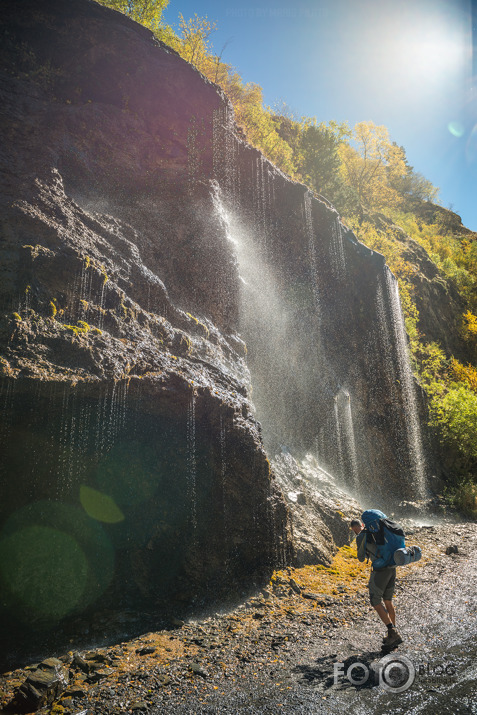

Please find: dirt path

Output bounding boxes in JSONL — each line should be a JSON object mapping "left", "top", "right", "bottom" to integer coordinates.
{"left": 1, "top": 521, "right": 476, "bottom": 714}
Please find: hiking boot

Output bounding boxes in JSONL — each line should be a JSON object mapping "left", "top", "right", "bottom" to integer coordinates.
{"left": 382, "top": 628, "right": 397, "bottom": 643}
{"left": 382, "top": 627, "right": 403, "bottom": 649}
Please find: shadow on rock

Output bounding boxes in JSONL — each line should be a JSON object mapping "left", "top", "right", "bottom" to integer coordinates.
{"left": 294, "top": 651, "right": 383, "bottom": 690}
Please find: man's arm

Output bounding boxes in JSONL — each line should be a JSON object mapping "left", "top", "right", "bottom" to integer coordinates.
{"left": 356, "top": 531, "right": 367, "bottom": 562}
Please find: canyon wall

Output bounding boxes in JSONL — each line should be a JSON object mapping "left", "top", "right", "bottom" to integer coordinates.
{"left": 0, "top": 0, "right": 433, "bottom": 660}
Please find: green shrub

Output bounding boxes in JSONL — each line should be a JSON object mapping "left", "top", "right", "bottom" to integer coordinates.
{"left": 430, "top": 384, "right": 477, "bottom": 463}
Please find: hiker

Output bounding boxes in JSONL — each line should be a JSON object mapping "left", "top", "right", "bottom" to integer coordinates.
{"left": 350, "top": 518, "right": 403, "bottom": 650}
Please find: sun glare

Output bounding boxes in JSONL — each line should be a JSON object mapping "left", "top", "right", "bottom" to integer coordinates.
{"left": 409, "top": 37, "right": 465, "bottom": 78}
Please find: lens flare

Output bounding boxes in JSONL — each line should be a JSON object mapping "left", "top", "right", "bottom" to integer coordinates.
{"left": 0, "top": 525, "right": 88, "bottom": 621}
{"left": 80, "top": 485, "right": 125, "bottom": 523}
{"left": 94, "top": 441, "right": 163, "bottom": 507}
{"left": 0, "top": 501, "right": 114, "bottom": 625}
{"left": 448, "top": 120, "right": 465, "bottom": 138}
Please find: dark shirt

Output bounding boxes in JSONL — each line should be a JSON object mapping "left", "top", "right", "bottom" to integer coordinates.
{"left": 356, "top": 530, "right": 377, "bottom": 563}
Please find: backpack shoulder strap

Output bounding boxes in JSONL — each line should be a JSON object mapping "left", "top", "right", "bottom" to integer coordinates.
{"left": 381, "top": 518, "right": 406, "bottom": 538}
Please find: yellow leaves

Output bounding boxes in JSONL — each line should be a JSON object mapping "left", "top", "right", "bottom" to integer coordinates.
{"left": 450, "top": 358, "right": 477, "bottom": 394}
{"left": 346, "top": 218, "right": 410, "bottom": 281}
{"left": 234, "top": 99, "right": 297, "bottom": 173}
{"left": 463, "top": 310, "right": 477, "bottom": 337}
{"left": 174, "top": 13, "right": 217, "bottom": 67}
{"left": 159, "top": 12, "right": 297, "bottom": 174}
{"left": 455, "top": 482, "right": 477, "bottom": 518}
{"left": 416, "top": 341, "right": 447, "bottom": 394}
{"left": 339, "top": 121, "right": 406, "bottom": 212}
{"left": 96, "top": 0, "right": 169, "bottom": 33}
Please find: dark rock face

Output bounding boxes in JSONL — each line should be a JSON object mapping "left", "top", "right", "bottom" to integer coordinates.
{"left": 0, "top": 0, "right": 291, "bottom": 663}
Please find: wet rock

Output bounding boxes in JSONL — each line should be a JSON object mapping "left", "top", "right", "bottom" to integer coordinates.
{"left": 10, "top": 658, "right": 69, "bottom": 712}
{"left": 272, "top": 453, "right": 361, "bottom": 567}
{"left": 156, "top": 675, "right": 172, "bottom": 686}
{"left": 65, "top": 686, "right": 87, "bottom": 698}
{"left": 288, "top": 578, "right": 302, "bottom": 594}
{"left": 0, "top": 0, "right": 292, "bottom": 668}
{"left": 71, "top": 653, "right": 91, "bottom": 674}
{"left": 86, "top": 668, "right": 112, "bottom": 684}
{"left": 189, "top": 662, "right": 209, "bottom": 678}
{"left": 445, "top": 545, "right": 459, "bottom": 555}
{"left": 301, "top": 592, "right": 336, "bottom": 605}
{"left": 171, "top": 617, "right": 185, "bottom": 628}
{"left": 84, "top": 651, "right": 110, "bottom": 664}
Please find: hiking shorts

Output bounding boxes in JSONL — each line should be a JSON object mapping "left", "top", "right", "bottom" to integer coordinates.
{"left": 368, "top": 567, "right": 396, "bottom": 606}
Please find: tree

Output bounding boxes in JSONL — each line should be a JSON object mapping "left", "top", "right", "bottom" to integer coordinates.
{"left": 96, "top": 0, "right": 169, "bottom": 32}
{"left": 299, "top": 120, "right": 350, "bottom": 197}
{"left": 273, "top": 116, "right": 350, "bottom": 200}
{"left": 172, "top": 13, "right": 217, "bottom": 69}
{"left": 338, "top": 121, "right": 406, "bottom": 214}
{"left": 164, "top": 16, "right": 297, "bottom": 174}
{"left": 388, "top": 144, "right": 439, "bottom": 205}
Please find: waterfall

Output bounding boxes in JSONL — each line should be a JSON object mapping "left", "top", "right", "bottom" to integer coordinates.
{"left": 98, "top": 282, "right": 106, "bottom": 329}
{"left": 377, "top": 267, "right": 428, "bottom": 499}
{"left": 218, "top": 412, "right": 233, "bottom": 578}
{"left": 333, "top": 389, "right": 360, "bottom": 493}
{"left": 333, "top": 397, "right": 345, "bottom": 481}
{"left": 187, "top": 389, "right": 198, "bottom": 532}
{"left": 341, "top": 390, "right": 360, "bottom": 492}
{"left": 330, "top": 216, "right": 346, "bottom": 281}
{"left": 212, "top": 125, "right": 431, "bottom": 504}
{"left": 212, "top": 179, "right": 360, "bottom": 493}
{"left": 304, "top": 192, "right": 321, "bottom": 315}
{"left": 213, "top": 106, "right": 239, "bottom": 206}
{"left": 211, "top": 180, "right": 295, "bottom": 449}
{"left": 219, "top": 415, "right": 228, "bottom": 523}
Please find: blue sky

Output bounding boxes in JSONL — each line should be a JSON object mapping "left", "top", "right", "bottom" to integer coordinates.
{"left": 164, "top": 0, "right": 477, "bottom": 231}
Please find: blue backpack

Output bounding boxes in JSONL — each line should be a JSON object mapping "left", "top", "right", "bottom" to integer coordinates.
{"left": 361, "top": 509, "right": 406, "bottom": 568}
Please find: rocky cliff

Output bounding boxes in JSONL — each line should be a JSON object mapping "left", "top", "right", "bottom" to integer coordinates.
{"left": 0, "top": 0, "right": 439, "bottom": 662}
{"left": 0, "top": 0, "right": 295, "bottom": 658}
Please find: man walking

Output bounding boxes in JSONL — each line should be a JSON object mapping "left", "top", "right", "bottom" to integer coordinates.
{"left": 350, "top": 518, "right": 403, "bottom": 650}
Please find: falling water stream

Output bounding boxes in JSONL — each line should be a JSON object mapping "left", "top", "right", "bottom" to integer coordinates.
{"left": 377, "top": 268, "right": 428, "bottom": 499}
{"left": 333, "top": 397, "right": 345, "bottom": 481}
{"left": 211, "top": 180, "right": 294, "bottom": 446}
{"left": 334, "top": 388, "right": 360, "bottom": 493}
{"left": 212, "top": 176, "right": 429, "bottom": 504}
{"left": 330, "top": 216, "right": 347, "bottom": 281}
{"left": 187, "top": 389, "right": 198, "bottom": 533}
{"left": 304, "top": 192, "right": 321, "bottom": 315}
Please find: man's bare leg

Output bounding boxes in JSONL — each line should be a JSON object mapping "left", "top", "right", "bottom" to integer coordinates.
{"left": 373, "top": 603, "right": 392, "bottom": 626}
{"left": 377, "top": 599, "right": 402, "bottom": 648}
{"left": 384, "top": 599, "right": 396, "bottom": 626}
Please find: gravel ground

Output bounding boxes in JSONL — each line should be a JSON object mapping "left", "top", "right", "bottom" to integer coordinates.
{"left": 1, "top": 520, "right": 476, "bottom": 714}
